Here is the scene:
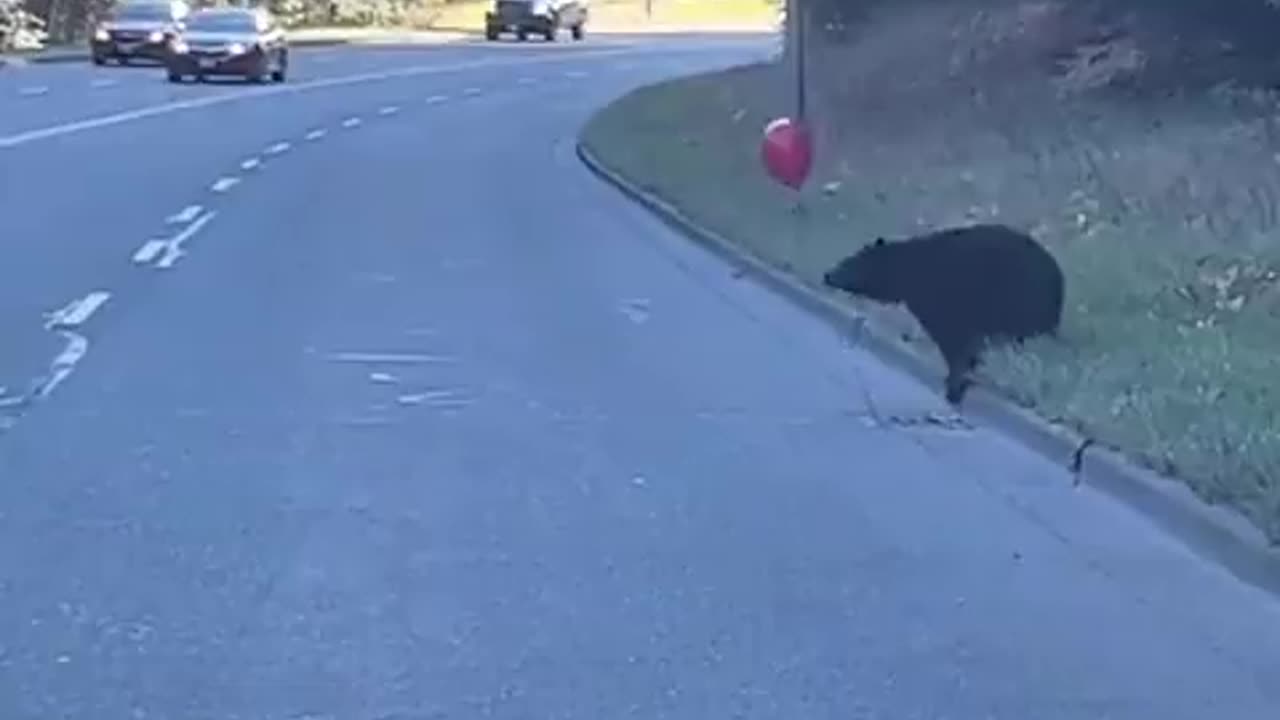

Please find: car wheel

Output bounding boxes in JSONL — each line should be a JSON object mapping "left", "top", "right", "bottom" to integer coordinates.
{"left": 516, "top": 29, "right": 527, "bottom": 41}
{"left": 91, "top": 54, "right": 106, "bottom": 66}
{"left": 571, "top": 24, "right": 584, "bottom": 40}
{"left": 195, "top": 72, "right": 207, "bottom": 83}
{"left": 484, "top": 26, "right": 499, "bottom": 40}
{"left": 119, "top": 55, "right": 131, "bottom": 66}
{"left": 271, "top": 50, "right": 287, "bottom": 82}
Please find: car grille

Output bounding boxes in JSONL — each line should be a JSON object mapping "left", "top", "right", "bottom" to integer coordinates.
{"left": 111, "top": 30, "right": 149, "bottom": 42}
{"left": 188, "top": 44, "right": 231, "bottom": 56}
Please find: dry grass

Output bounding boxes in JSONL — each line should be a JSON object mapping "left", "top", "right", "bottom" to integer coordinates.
{"left": 582, "top": 0, "right": 1280, "bottom": 541}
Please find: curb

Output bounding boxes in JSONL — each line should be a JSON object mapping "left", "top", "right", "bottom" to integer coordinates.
{"left": 576, "top": 140, "right": 1280, "bottom": 600}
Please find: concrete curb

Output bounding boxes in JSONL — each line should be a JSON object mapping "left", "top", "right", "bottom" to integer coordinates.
{"left": 576, "top": 140, "right": 1280, "bottom": 599}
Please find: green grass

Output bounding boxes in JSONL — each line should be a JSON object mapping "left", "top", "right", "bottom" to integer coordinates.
{"left": 582, "top": 54, "right": 1280, "bottom": 542}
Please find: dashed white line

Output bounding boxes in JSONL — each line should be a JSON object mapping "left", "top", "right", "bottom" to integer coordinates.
{"left": 517, "top": 77, "right": 536, "bottom": 85}
{"left": 425, "top": 94, "right": 448, "bottom": 104}
{"left": 38, "top": 332, "right": 89, "bottom": 399}
{"left": 132, "top": 240, "right": 168, "bottom": 265}
{"left": 462, "top": 87, "right": 482, "bottom": 96}
{"left": 240, "top": 157, "right": 262, "bottom": 171}
{"left": 265, "top": 141, "right": 291, "bottom": 155}
{"left": 377, "top": 105, "right": 400, "bottom": 116}
{"left": 18, "top": 86, "right": 49, "bottom": 97}
{"left": 155, "top": 211, "right": 216, "bottom": 269}
{"left": 89, "top": 79, "right": 118, "bottom": 89}
{"left": 211, "top": 177, "right": 240, "bottom": 193}
{"left": 564, "top": 70, "right": 587, "bottom": 79}
{"left": 341, "top": 117, "right": 362, "bottom": 128}
{"left": 167, "top": 204, "right": 203, "bottom": 224}
{"left": 305, "top": 128, "right": 327, "bottom": 141}
{"left": 47, "top": 291, "right": 111, "bottom": 330}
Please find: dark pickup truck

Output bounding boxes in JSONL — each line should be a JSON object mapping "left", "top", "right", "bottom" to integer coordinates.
{"left": 484, "top": 0, "right": 587, "bottom": 42}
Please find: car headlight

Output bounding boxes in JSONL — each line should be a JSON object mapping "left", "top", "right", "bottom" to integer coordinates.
{"left": 149, "top": 30, "right": 165, "bottom": 42}
{"left": 170, "top": 39, "right": 189, "bottom": 54}
{"left": 228, "top": 42, "right": 246, "bottom": 55}
{"left": 94, "top": 28, "right": 109, "bottom": 41}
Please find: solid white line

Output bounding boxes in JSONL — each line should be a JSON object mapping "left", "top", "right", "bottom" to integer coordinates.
{"left": 167, "top": 204, "right": 203, "bottom": 224}
{"left": 425, "top": 94, "right": 448, "bottom": 104}
{"left": 0, "top": 48, "right": 707, "bottom": 148}
{"left": 377, "top": 105, "right": 400, "bottom": 115}
{"left": 132, "top": 240, "right": 168, "bottom": 265}
{"left": 305, "top": 128, "right": 327, "bottom": 141}
{"left": 265, "top": 141, "right": 290, "bottom": 155}
{"left": 48, "top": 291, "right": 111, "bottom": 329}
{"left": 328, "top": 352, "right": 455, "bottom": 364}
{"left": 341, "top": 117, "right": 362, "bottom": 128}
{"left": 211, "top": 177, "right": 239, "bottom": 193}
{"left": 156, "top": 211, "right": 216, "bottom": 269}
{"left": 240, "top": 157, "right": 261, "bottom": 171}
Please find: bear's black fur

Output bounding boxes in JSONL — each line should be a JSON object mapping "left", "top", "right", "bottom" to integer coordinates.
{"left": 823, "top": 223, "right": 1064, "bottom": 406}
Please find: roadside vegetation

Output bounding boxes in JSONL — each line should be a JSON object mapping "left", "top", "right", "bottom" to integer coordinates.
{"left": 583, "top": 0, "right": 1280, "bottom": 542}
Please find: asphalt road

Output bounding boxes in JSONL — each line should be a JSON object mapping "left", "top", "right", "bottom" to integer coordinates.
{"left": 1, "top": 35, "right": 1278, "bottom": 720}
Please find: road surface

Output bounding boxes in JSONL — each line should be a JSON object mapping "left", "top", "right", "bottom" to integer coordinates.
{"left": 1, "top": 35, "right": 1278, "bottom": 720}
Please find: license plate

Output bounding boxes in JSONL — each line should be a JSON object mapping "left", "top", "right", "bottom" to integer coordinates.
{"left": 117, "top": 42, "right": 138, "bottom": 53}
{"left": 198, "top": 58, "right": 217, "bottom": 69}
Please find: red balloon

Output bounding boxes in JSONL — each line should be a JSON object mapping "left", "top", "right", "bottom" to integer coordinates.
{"left": 761, "top": 117, "right": 813, "bottom": 190}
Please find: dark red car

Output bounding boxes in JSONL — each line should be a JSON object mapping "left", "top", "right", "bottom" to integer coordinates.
{"left": 165, "top": 6, "right": 288, "bottom": 84}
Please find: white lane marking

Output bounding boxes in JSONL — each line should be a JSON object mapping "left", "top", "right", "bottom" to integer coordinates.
{"left": 211, "top": 177, "right": 239, "bottom": 193}
{"left": 462, "top": 87, "right": 482, "bottom": 96}
{"left": 240, "top": 157, "right": 261, "bottom": 171}
{"left": 305, "top": 128, "right": 327, "bottom": 141}
{"left": 0, "top": 48, "right": 663, "bottom": 148}
{"left": 90, "top": 79, "right": 118, "bottom": 89}
{"left": 132, "top": 240, "right": 168, "bottom": 265}
{"left": 517, "top": 77, "right": 535, "bottom": 85}
{"left": 167, "top": 204, "right": 203, "bottom": 224}
{"left": 564, "top": 70, "right": 587, "bottom": 78}
{"left": 377, "top": 105, "right": 400, "bottom": 116}
{"left": 38, "top": 332, "right": 89, "bottom": 399}
{"left": 155, "top": 211, "right": 215, "bottom": 269}
{"left": 341, "top": 117, "right": 362, "bottom": 128}
{"left": 265, "top": 141, "right": 290, "bottom": 155}
{"left": 328, "top": 352, "right": 455, "bottom": 365}
{"left": 18, "top": 86, "right": 49, "bottom": 97}
{"left": 425, "top": 94, "right": 448, "bottom": 104}
{"left": 46, "top": 291, "right": 112, "bottom": 329}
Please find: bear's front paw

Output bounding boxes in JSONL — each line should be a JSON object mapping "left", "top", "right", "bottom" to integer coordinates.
{"left": 944, "top": 374, "right": 972, "bottom": 406}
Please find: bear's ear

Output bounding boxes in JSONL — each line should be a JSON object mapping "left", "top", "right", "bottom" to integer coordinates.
{"left": 873, "top": 237, "right": 887, "bottom": 248}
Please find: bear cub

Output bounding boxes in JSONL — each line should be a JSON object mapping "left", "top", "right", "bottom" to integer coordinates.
{"left": 823, "top": 223, "right": 1064, "bottom": 406}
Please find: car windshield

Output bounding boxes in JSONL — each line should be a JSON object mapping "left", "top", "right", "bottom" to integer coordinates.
{"left": 185, "top": 12, "right": 257, "bottom": 32}
{"left": 114, "top": 3, "right": 172, "bottom": 21}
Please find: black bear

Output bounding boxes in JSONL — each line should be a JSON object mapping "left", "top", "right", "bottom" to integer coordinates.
{"left": 823, "top": 223, "right": 1064, "bottom": 406}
